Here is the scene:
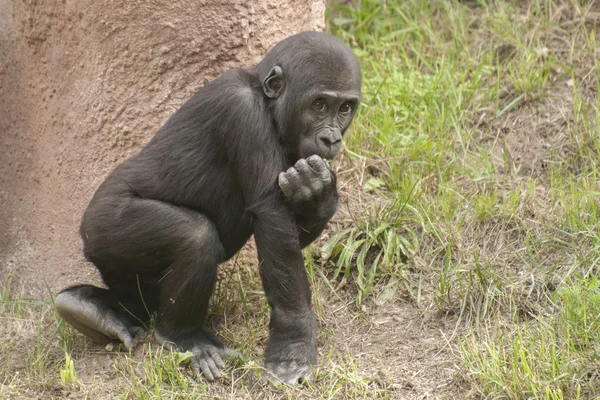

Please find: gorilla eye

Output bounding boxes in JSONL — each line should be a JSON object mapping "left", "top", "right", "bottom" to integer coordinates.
{"left": 339, "top": 103, "right": 352, "bottom": 114}
{"left": 312, "top": 101, "right": 327, "bottom": 112}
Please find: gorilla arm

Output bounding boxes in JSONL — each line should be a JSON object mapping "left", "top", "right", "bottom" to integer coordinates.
{"left": 240, "top": 148, "right": 318, "bottom": 384}
{"left": 251, "top": 197, "right": 317, "bottom": 385}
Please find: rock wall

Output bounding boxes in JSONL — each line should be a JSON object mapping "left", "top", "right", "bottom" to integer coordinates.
{"left": 0, "top": 0, "right": 325, "bottom": 294}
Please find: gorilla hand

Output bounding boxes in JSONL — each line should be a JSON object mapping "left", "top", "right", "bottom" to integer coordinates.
{"left": 263, "top": 309, "right": 316, "bottom": 385}
{"left": 278, "top": 155, "right": 338, "bottom": 220}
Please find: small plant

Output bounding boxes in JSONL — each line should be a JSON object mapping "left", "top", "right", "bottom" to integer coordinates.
{"left": 144, "top": 347, "right": 193, "bottom": 391}
{"left": 59, "top": 352, "right": 80, "bottom": 387}
{"left": 118, "top": 346, "right": 206, "bottom": 399}
{"left": 321, "top": 207, "right": 418, "bottom": 305}
{"left": 473, "top": 190, "right": 498, "bottom": 222}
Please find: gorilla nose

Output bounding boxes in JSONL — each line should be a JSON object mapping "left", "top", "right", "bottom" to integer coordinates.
{"left": 318, "top": 131, "right": 342, "bottom": 148}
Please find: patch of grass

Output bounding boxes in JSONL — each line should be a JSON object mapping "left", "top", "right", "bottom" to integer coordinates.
{"left": 0, "top": 279, "right": 85, "bottom": 395}
{"left": 330, "top": 0, "right": 600, "bottom": 397}
{"left": 59, "top": 352, "right": 81, "bottom": 388}
{"left": 116, "top": 347, "right": 205, "bottom": 399}
{"left": 320, "top": 205, "right": 419, "bottom": 305}
{"left": 460, "top": 275, "right": 600, "bottom": 398}
{"left": 331, "top": 0, "right": 600, "bottom": 303}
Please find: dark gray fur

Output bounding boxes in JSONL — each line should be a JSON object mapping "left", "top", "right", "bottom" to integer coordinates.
{"left": 56, "top": 31, "right": 361, "bottom": 385}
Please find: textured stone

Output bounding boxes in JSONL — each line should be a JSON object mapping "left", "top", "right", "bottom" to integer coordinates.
{"left": 0, "top": 0, "right": 325, "bottom": 294}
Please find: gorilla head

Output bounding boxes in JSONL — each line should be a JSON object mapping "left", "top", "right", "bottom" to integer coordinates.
{"left": 258, "top": 32, "right": 362, "bottom": 162}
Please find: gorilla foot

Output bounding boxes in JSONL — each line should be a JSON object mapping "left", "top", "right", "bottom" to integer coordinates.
{"left": 155, "top": 330, "right": 237, "bottom": 381}
{"left": 189, "top": 342, "right": 237, "bottom": 381}
{"left": 55, "top": 289, "right": 144, "bottom": 350}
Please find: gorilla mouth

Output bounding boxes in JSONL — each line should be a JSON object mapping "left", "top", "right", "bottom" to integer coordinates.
{"left": 307, "top": 150, "right": 335, "bottom": 162}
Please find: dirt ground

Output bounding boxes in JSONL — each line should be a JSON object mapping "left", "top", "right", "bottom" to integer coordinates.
{"left": 1, "top": 263, "right": 465, "bottom": 400}
{"left": 54, "top": 294, "right": 462, "bottom": 399}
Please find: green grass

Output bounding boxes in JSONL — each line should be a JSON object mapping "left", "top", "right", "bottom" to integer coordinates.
{"left": 320, "top": 205, "right": 418, "bottom": 305}
{"left": 460, "top": 276, "right": 600, "bottom": 399}
{"left": 327, "top": 0, "right": 600, "bottom": 397}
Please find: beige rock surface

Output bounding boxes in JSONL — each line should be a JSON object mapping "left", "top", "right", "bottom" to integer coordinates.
{"left": 0, "top": 0, "right": 325, "bottom": 294}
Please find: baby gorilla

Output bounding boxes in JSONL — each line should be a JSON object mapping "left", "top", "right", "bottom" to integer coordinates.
{"left": 56, "top": 31, "right": 361, "bottom": 385}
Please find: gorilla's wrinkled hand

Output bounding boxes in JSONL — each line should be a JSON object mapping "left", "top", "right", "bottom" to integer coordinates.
{"left": 278, "top": 155, "right": 338, "bottom": 220}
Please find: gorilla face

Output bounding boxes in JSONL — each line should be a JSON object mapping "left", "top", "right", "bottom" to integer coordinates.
{"left": 269, "top": 85, "right": 361, "bottom": 163}
{"left": 296, "top": 90, "right": 360, "bottom": 160}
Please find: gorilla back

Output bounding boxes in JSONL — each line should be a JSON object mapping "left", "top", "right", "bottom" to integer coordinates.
{"left": 56, "top": 31, "right": 361, "bottom": 385}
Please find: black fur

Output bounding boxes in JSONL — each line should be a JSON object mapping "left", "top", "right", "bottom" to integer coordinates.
{"left": 56, "top": 31, "right": 361, "bottom": 384}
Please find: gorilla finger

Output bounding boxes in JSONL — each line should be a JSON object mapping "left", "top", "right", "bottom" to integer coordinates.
{"left": 284, "top": 168, "right": 302, "bottom": 187}
{"left": 114, "top": 328, "right": 135, "bottom": 350}
{"left": 206, "top": 357, "right": 221, "bottom": 379}
{"left": 121, "top": 336, "right": 134, "bottom": 351}
{"left": 306, "top": 155, "right": 331, "bottom": 177}
{"left": 295, "top": 159, "right": 321, "bottom": 185}
{"left": 190, "top": 360, "right": 201, "bottom": 377}
{"left": 306, "top": 154, "right": 324, "bottom": 169}
{"left": 281, "top": 366, "right": 313, "bottom": 385}
{"left": 306, "top": 154, "right": 321, "bottom": 162}
{"left": 297, "top": 366, "right": 313, "bottom": 383}
{"left": 278, "top": 172, "right": 293, "bottom": 196}
{"left": 198, "top": 359, "right": 215, "bottom": 381}
{"left": 294, "top": 158, "right": 312, "bottom": 176}
{"left": 208, "top": 349, "right": 226, "bottom": 369}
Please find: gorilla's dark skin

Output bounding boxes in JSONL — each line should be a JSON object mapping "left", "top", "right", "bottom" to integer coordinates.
{"left": 56, "top": 31, "right": 361, "bottom": 385}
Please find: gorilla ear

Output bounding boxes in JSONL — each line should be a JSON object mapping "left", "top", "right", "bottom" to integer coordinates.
{"left": 263, "top": 66, "right": 284, "bottom": 99}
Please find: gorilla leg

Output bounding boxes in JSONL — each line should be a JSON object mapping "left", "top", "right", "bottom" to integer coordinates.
{"left": 57, "top": 197, "right": 232, "bottom": 380}
{"left": 152, "top": 218, "right": 235, "bottom": 381}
